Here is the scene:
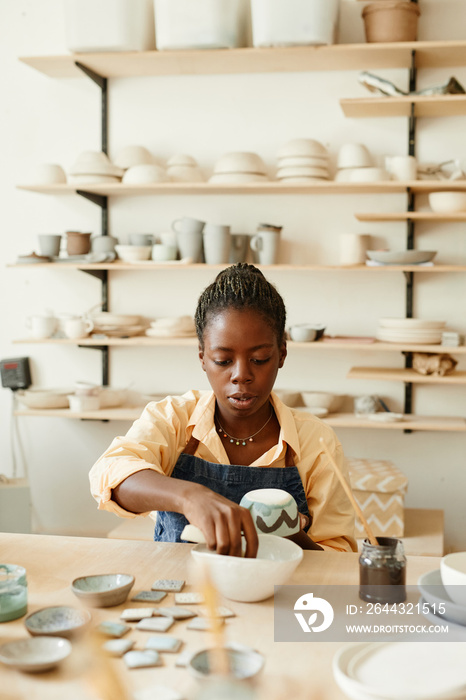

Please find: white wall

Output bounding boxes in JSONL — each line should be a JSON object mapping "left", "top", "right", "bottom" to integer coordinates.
{"left": 1, "top": 0, "right": 465, "bottom": 549}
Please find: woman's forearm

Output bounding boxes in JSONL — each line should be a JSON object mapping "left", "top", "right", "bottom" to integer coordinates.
{"left": 112, "top": 468, "right": 197, "bottom": 515}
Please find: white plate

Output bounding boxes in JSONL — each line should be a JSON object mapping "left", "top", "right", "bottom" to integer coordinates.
{"left": 92, "top": 313, "right": 141, "bottom": 326}
{"left": 366, "top": 412, "right": 404, "bottom": 422}
{"left": 377, "top": 331, "right": 442, "bottom": 344}
{"left": 418, "top": 569, "right": 466, "bottom": 627}
{"left": 333, "top": 641, "right": 466, "bottom": 700}
{"left": 0, "top": 636, "right": 71, "bottom": 672}
{"left": 367, "top": 250, "right": 437, "bottom": 265}
{"left": 379, "top": 318, "right": 446, "bottom": 330}
{"left": 276, "top": 166, "right": 329, "bottom": 178}
{"left": 294, "top": 406, "right": 329, "bottom": 417}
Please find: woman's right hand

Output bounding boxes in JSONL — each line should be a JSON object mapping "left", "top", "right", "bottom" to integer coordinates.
{"left": 184, "top": 484, "right": 258, "bottom": 558}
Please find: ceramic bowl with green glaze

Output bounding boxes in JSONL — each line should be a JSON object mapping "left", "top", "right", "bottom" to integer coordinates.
{"left": 71, "top": 573, "right": 135, "bottom": 607}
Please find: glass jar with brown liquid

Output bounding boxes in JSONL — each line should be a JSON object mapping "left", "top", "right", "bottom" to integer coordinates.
{"left": 359, "top": 537, "right": 406, "bottom": 603}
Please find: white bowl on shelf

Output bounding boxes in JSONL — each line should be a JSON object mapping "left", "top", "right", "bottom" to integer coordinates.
{"left": 67, "top": 174, "right": 121, "bottom": 184}
{"left": 27, "top": 163, "right": 67, "bottom": 185}
{"left": 16, "top": 388, "right": 71, "bottom": 409}
{"left": 213, "top": 151, "right": 267, "bottom": 175}
{"left": 277, "top": 155, "right": 329, "bottom": 168}
{"left": 122, "top": 164, "right": 167, "bottom": 184}
{"left": 115, "top": 245, "right": 152, "bottom": 261}
{"left": 114, "top": 145, "right": 154, "bottom": 170}
{"left": 167, "top": 165, "right": 205, "bottom": 182}
{"left": 301, "top": 391, "right": 343, "bottom": 413}
{"left": 277, "top": 139, "right": 328, "bottom": 159}
{"left": 429, "top": 191, "right": 466, "bottom": 212}
{"left": 276, "top": 165, "right": 329, "bottom": 179}
{"left": 367, "top": 250, "right": 437, "bottom": 265}
{"left": 67, "top": 394, "right": 100, "bottom": 412}
{"left": 167, "top": 154, "right": 199, "bottom": 167}
{"left": 379, "top": 318, "right": 446, "bottom": 330}
{"left": 337, "top": 143, "right": 372, "bottom": 169}
{"left": 209, "top": 172, "right": 268, "bottom": 184}
{"left": 440, "top": 552, "right": 466, "bottom": 606}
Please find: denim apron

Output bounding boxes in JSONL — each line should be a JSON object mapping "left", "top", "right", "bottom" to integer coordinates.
{"left": 154, "top": 435, "right": 311, "bottom": 542}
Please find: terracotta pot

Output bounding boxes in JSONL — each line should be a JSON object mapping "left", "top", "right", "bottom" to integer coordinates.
{"left": 66, "top": 231, "right": 92, "bottom": 256}
{"left": 362, "top": 1, "right": 420, "bottom": 43}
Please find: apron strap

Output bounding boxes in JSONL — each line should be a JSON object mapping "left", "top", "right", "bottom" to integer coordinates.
{"left": 183, "top": 435, "right": 295, "bottom": 467}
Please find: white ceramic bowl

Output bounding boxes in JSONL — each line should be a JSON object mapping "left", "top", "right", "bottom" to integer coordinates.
{"left": 167, "top": 153, "right": 198, "bottom": 167}
{"left": 190, "top": 535, "right": 303, "bottom": 602}
{"left": 69, "top": 151, "right": 123, "bottom": 177}
{"left": 67, "top": 174, "right": 121, "bottom": 184}
{"left": 277, "top": 155, "right": 329, "bottom": 168}
{"left": 122, "top": 164, "right": 168, "bottom": 184}
{"left": 440, "top": 552, "right": 466, "bottom": 606}
{"left": 25, "top": 606, "right": 91, "bottom": 639}
{"left": 289, "top": 325, "right": 317, "bottom": 342}
{"left": 114, "top": 145, "right": 154, "bottom": 169}
{"left": 209, "top": 172, "right": 268, "bottom": 184}
{"left": 278, "top": 177, "right": 327, "bottom": 184}
{"left": 349, "top": 167, "right": 390, "bottom": 183}
{"left": 71, "top": 573, "right": 135, "bottom": 607}
{"left": 277, "top": 139, "right": 328, "bottom": 159}
{"left": 276, "top": 166, "right": 329, "bottom": 179}
{"left": 189, "top": 644, "right": 265, "bottom": 682}
{"left": 92, "top": 312, "right": 142, "bottom": 326}
{"left": 27, "top": 163, "right": 67, "bottom": 185}
{"left": 115, "top": 245, "right": 152, "bottom": 262}
{"left": 240, "top": 488, "right": 300, "bottom": 537}
{"left": 67, "top": 394, "right": 100, "bottom": 412}
{"left": 337, "top": 143, "right": 373, "bottom": 169}
{"left": 213, "top": 151, "right": 267, "bottom": 175}
{"left": 379, "top": 318, "right": 446, "bottom": 330}
{"left": 167, "top": 165, "right": 205, "bottom": 182}
{"left": 99, "top": 387, "right": 127, "bottom": 408}
{"left": 334, "top": 168, "right": 363, "bottom": 183}
{"left": 16, "top": 388, "right": 71, "bottom": 409}
{"left": 301, "top": 391, "right": 343, "bottom": 413}
{"left": 0, "top": 637, "right": 72, "bottom": 672}
{"left": 429, "top": 191, "right": 466, "bottom": 213}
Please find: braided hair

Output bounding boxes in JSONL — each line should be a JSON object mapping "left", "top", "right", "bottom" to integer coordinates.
{"left": 195, "top": 263, "right": 286, "bottom": 348}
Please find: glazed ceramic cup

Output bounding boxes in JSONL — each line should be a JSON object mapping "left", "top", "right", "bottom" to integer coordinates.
{"left": 91, "top": 236, "right": 118, "bottom": 253}
{"left": 0, "top": 564, "right": 28, "bottom": 622}
{"left": 203, "top": 225, "right": 231, "bottom": 264}
{"left": 172, "top": 217, "right": 205, "bottom": 262}
{"left": 240, "top": 489, "right": 300, "bottom": 537}
{"left": 229, "top": 234, "right": 250, "bottom": 263}
{"left": 172, "top": 217, "right": 205, "bottom": 236}
{"left": 339, "top": 233, "right": 371, "bottom": 266}
{"left": 151, "top": 243, "right": 178, "bottom": 261}
{"left": 385, "top": 155, "right": 417, "bottom": 181}
{"left": 26, "top": 315, "right": 58, "bottom": 339}
{"left": 38, "top": 235, "right": 61, "bottom": 257}
{"left": 63, "top": 318, "right": 94, "bottom": 339}
{"left": 250, "top": 230, "right": 280, "bottom": 265}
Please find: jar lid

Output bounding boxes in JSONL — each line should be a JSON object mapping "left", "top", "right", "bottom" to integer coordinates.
{"left": 362, "top": 1, "right": 421, "bottom": 17}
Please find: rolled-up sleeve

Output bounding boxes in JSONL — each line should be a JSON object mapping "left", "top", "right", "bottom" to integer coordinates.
{"left": 89, "top": 392, "right": 197, "bottom": 518}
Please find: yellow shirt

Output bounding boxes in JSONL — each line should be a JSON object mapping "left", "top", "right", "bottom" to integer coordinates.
{"left": 89, "top": 390, "right": 357, "bottom": 552}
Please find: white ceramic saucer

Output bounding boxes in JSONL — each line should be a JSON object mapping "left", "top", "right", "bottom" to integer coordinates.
{"left": 418, "top": 569, "right": 466, "bottom": 626}
{"left": 0, "top": 636, "right": 71, "bottom": 672}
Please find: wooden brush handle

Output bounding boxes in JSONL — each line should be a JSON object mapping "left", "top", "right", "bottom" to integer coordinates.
{"left": 319, "top": 438, "right": 379, "bottom": 546}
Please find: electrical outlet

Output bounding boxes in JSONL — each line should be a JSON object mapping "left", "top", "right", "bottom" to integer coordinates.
{"left": 0, "top": 357, "right": 32, "bottom": 391}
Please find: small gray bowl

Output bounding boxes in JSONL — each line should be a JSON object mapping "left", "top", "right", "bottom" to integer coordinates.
{"left": 25, "top": 606, "right": 91, "bottom": 639}
{"left": 0, "top": 636, "right": 72, "bottom": 673}
{"left": 189, "top": 644, "right": 264, "bottom": 683}
{"left": 71, "top": 573, "right": 135, "bottom": 607}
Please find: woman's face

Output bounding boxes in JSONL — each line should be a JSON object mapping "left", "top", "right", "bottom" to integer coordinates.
{"left": 199, "top": 308, "right": 286, "bottom": 422}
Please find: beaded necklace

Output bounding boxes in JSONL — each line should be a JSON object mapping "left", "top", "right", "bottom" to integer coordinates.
{"left": 216, "top": 407, "right": 274, "bottom": 447}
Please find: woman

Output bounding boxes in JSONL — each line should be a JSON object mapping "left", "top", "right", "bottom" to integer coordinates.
{"left": 90, "top": 263, "right": 356, "bottom": 557}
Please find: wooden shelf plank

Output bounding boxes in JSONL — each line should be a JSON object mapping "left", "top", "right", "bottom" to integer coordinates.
{"left": 12, "top": 336, "right": 466, "bottom": 354}
{"left": 341, "top": 94, "right": 466, "bottom": 119}
{"left": 348, "top": 367, "right": 466, "bottom": 384}
{"left": 13, "top": 406, "right": 466, "bottom": 430}
{"left": 325, "top": 413, "right": 466, "bottom": 432}
{"left": 18, "top": 42, "right": 466, "bottom": 79}
{"left": 355, "top": 212, "right": 466, "bottom": 222}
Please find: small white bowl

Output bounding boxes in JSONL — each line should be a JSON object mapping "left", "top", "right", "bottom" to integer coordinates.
{"left": 27, "top": 163, "right": 67, "bottom": 185}
{"left": 167, "top": 153, "right": 198, "bottom": 167}
{"left": 115, "top": 244, "right": 152, "bottom": 262}
{"left": 440, "top": 552, "right": 466, "bottom": 606}
{"left": 67, "top": 174, "right": 121, "bottom": 184}
{"left": 69, "top": 151, "right": 123, "bottom": 177}
{"left": 71, "top": 573, "right": 135, "bottom": 607}
{"left": 67, "top": 394, "right": 100, "bottom": 412}
{"left": 349, "top": 167, "right": 390, "bottom": 183}
{"left": 277, "top": 139, "right": 328, "bottom": 159}
{"left": 429, "top": 191, "right": 466, "bottom": 213}
{"left": 0, "top": 637, "right": 72, "bottom": 673}
{"left": 301, "top": 391, "right": 343, "bottom": 413}
{"left": 189, "top": 644, "right": 264, "bottom": 682}
{"left": 209, "top": 172, "right": 268, "bottom": 184}
{"left": 167, "top": 165, "right": 205, "bottom": 182}
{"left": 25, "top": 606, "right": 91, "bottom": 639}
{"left": 277, "top": 166, "right": 329, "bottom": 179}
{"left": 122, "top": 164, "right": 168, "bottom": 184}
{"left": 213, "top": 151, "right": 267, "bottom": 175}
{"left": 114, "top": 145, "right": 153, "bottom": 170}
{"left": 289, "top": 325, "right": 317, "bottom": 342}
{"left": 190, "top": 535, "right": 303, "bottom": 602}
{"left": 277, "top": 155, "right": 329, "bottom": 168}
{"left": 16, "top": 388, "right": 71, "bottom": 410}
{"left": 337, "top": 143, "right": 373, "bottom": 169}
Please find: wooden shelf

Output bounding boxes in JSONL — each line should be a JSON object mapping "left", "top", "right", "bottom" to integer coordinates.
{"left": 12, "top": 336, "right": 466, "bottom": 354}
{"left": 355, "top": 211, "right": 466, "bottom": 222}
{"left": 16, "top": 181, "right": 466, "bottom": 197}
{"left": 13, "top": 406, "right": 466, "bottom": 430}
{"left": 348, "top": 367, "right": 466, "bottom": 384}
{"left": 9, "top": 261, "right": 466, "bottom": 272}
{"left": 18, "top": 42, "right": 466, "bottom": 79}
{"left": 341, "top": 94, "right": 466, "bottom": 119}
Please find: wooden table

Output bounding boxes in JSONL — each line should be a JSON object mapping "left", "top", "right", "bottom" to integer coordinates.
{"left": 107, "top": 507, "right": 445, "bottom": 557}
{"left": 0, "top": 533, "right": 441, "bottom": 700}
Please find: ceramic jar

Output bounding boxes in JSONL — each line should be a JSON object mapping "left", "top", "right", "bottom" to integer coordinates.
{"left": 66, "top": 231, "right": 92, "bottom": 256}
{"left": 362, "top": 1, "right": 420, "bottom": 43}
{"left": 359, "top": 537, "right": 406, "bottom": 603}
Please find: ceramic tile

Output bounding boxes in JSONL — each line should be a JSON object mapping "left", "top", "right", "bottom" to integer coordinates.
{"left": 144, "top": 635, "right": 182, "bottom": 653}
{"left": 103, "top": 638, "right": 135, "bottom": 657}
{"left": 158, "top": 606, "right": 197, "bottom": 620}
{"left": 198, "top": 606, "right": 236, "bottom": 619}
{"left": 151, "top": 579, "right": 185, "bottom": 592}
{"left": 124, "top": 649, "right": 161, "bottom": 669}
{"left": 132, "top": 591, "right": 167, "bottom": 603}
{"left": 174, "top": 592, "right": 204, "bottom": 605}
{"left": 186, "top": 617, "right": 225, "bottom": 631}
{"left": 136, "top": 616, "right": 174, "bottom": 633}
{"left": 97, "top": 621, "right": 131, "bottom": 638}
{"left": 120, "top": 607, "right": 157, "bottom": 621}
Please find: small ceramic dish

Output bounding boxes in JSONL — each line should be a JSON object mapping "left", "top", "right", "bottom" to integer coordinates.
{"left": 16, "top": 388, "right": 71, "bottom": 410}
{"left": 25, "top": 606, "right": 91, "bottom": 639}
{"left": 189, "top": 643, "right": 265, "bottom": 682}
{"left": 366, "top": 412, "right": 404, "bottom": 423}
{"left": 367, "top": 250, "right": 437, "bottom": 265}
{"left": 26, "top": 163, "right": 67, "bottom": 185}
{"left": 115, "top": 245, "right": 152, "bottom": 262}
{"left": 71, "top": 573, "right": 135, "bottom": 607}
{"left": 301, "top": 392, "right": 343, "bottom": 413}
{"left": 0, "top": 636, "right": 72, "bottom": 673}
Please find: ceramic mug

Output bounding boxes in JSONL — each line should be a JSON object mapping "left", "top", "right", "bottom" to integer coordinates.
{"left": 203, "top": 224, "right": 231, "bottom": 264}
{"left": 339, "top": 233, "right": 371, "bottom": 266}
{"left": 250, "top": 231, "right": 280, "bottom": 265}
{"left": 38, "top": 234, "right": 61, "bottom": 257}
{"left": 63, "top": 317, "right": 94, "bottom": 339}
{"left": 91, "top": 235, "right": 118, "bottom": 253}
{"left": 229, "top": 234, "right": 250, "bottom": 263}
{"left": 151, "top": 243, "right": 178, "bottom": 261}
{"left": 129, "top": 233, "right": 154, "bottom": 246}
{"left": 172, "top": 217, "right": 205, "bottom": 262}
{"left": 26, "top": 314, "right": 58, "bottom": 339}
{"left": 385, "top": 155, "right": 417, "bottom": 181}
{"left": 171, "top": 217, "right": 205, "bottom": 236}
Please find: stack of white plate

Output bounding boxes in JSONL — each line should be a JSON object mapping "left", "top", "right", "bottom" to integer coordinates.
{"left": 276, "top": 139, "right": 330, "bottom": 183}
{"left": 91, "top": 312, "right": 147, "bottom": 338}
{"left": 146, "top": 315, "right": 196, "bottom": 338}
{"left": 209, "top": 152, "right": 268, "bottom": 184}
{"left": 377, "top": 318, "right": 446, "bottom": 344}
{"left": 67, "top": 151, "right": 124, "bottom": 185}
